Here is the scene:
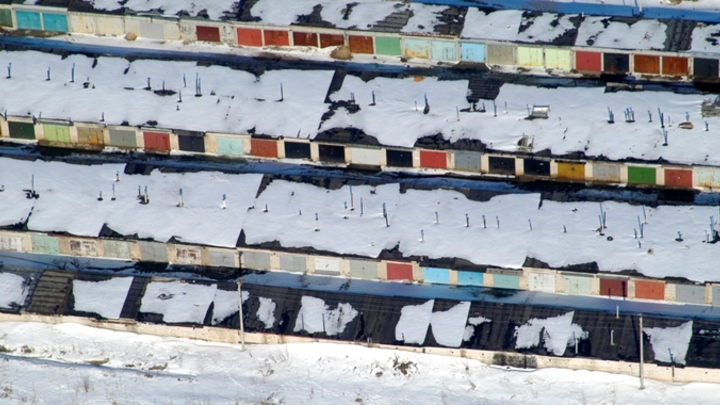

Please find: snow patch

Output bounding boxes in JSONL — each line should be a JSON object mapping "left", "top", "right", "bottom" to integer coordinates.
{"left": 644, "top": 321, "right": 693, "bottom": 365}
{"left": 463, "top": 316, "right": 492, "bottom": 342}
{"left": 395, "top": 300, "right": 434, "bottom": 344}
{"left": 257, "top": 297, "right": 277, "bottom": 329}
{"left": 515, "top": 312, "right": 587, "bottom": 356}
{"left": 210, "top": 289, "right": 246, "bottom": 325}
{"left": 72, "top": 277, "right": 133, "bottom": 320}
{"left": 140, "top": 281, "right": 217, "bottom": 324}
{"left": 429, "top": 301, "right": 471, "bottom": 347}
{"left": 0, "top": 273, "right": 29, "bottom": 310}
{"left": 293, "top": 296, "right": 358, "bottom": 336}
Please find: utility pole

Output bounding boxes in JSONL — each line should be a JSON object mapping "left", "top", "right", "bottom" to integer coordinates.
{"left": 238, "top": 279, "right": 246, "bottom": 351}
{"left": 639, "top": 314, "right": 645, "bottom": 389}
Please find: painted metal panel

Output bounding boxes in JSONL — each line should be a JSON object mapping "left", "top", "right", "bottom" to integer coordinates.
{"left": 279, "top": 254, "right": 306, "bottom": 273}
{"left": 386, "top": 262, "right": 413, "bottom": 281}
{"left": 292, "top": 31, "right": 318, "bottom": 47}
{"left": 207, "top": 249, "right": 236, "bottom": 267}
{"left": 138, "top": 241, "right": 167, "bottom": 262}
{"left": 318, "top": 144, "right": 346, "bottom": 163}
{"left": 697, "top": 168, "right": 720, "bottom": 189}
{"left": 95, "top": 15, "right": 124, "bottom": 36}
{"left": 493, "top": 274, "right": 520, "bottom": 289}
{"left": 488, "top": 156, "right": 515, "bottom": 175}
{"left": 284, "top": 141, "right": 311, "bottom": 159}
{"left": 460, "top": 42, "right": 485, "bottom": 62}
{"left": 175, "top": 246, "right": 202, "bottom": 265}
{"left": 562, "top": 274, "right": 593, "bottom": 295}
{"left": 456, "top": 270, "right": 484, "bottom": 287}
{"left": 575, "top": 51, "right": 602, "bottom": 72}
{"left": 108, "top": 129, "right": 137, "bottom": 148}
{"left": 242, "top": 250, "right": 271, "bottom": 270}
{"left": 627, "top": 166, "right": 657, "bottom": 185}
{"left": 349, "top": 35, "right": 373, "bottom": 54}
{"left": 375, "top": 36, "right": 401, "bottom": 56}
{"left": 453, "top": 150, "right": 482, "bottom": 172}
{"left": 196, "top": 25, "right": 221, "bottom": 42}
{"left": 712, "top": 286, "right": 720, "bottom": 306}
{"left": 320, "top": 33, "right": 344, "bottom": 48}
{"left": 264, "top": 29, "right": 289, "bottom": 46}
{"left": 178, "top": 134, "right": 205, "bottom": 153}
{"left": 523, "top": 158, "right": 550, "bottom": 176}
{"left": 237, "top": 27, "right": 263, "bottom": 46}
{"left": 15, "top": 10, "right": 42, "bottom": 30}
{"left": 430, "top": 40, "right": 457, "bottom": 61}
{"left": 528, "top": 272, "right": 555, "bottom": 292}
{"left": 419, "top": 150, "right": 447, "bottom": 169}
{"left": 403, "top": 38, "right": 430, "bottom": 59}
{"left": 664, "top": 168, "right": 692, "bottom": 188}
{"left": 662, "top": 56, "right": 689, "bottom": 76}
{"left": 251, "top": 138, "right": 278, "bottom": 158}
{"left": 544, "top": 48, "right": 571, "bottom": 69}
{"left": 103, "top": 240, "right": 131, "bottom": 259}
{"left": 143, "top": 131, "right": 170, "bottom": 151}
{"left": 694, "top": 58, "right": 719, "bottom": 78}
{"left": 592, "top": 162, "right": 620, "bottom": 182}
{"left": 517, "top": 46, "right": 543, "bottom": 67}
{"left": 314, "top": 257, "right": 341, "bottom": 274}
{"left": 556, "top": 162, "right": 585, "bottom": 180}
{"left": 216, "top": 135, "right": 244, "bottom": 156}
{"left": 603, "top": 53, "right": 630, "bottom": 74}
{"left": 635, "top": 280, "right": 665, "bottom": 300}
{"left": 140, "top": 21, "right": 164, "bottom": 39}
{"left": 69, "top": 239, "right": 98, "bottom": 257}
{"left": 423, "top": 267, "right": 450, "bottom": 284}
{"left": 8, "top": 121, "right": 35, "bottom": 140}
{"left": 0, "top": 234, "right": 23, "bottom": 252}
{"left": 77, "top": 127, "right": 104, "bottom": 145}
{"left": 350, "top": 147, "right": 382, "bottom": 166}
{"left": 0, "top": 9, "right": 12, "bottom": 27}
{"left": 31, "top": 235, "right": 59, "bottom": 255}
{"left": 675, "top": 284, "right": 705, "bottom": 304}
{"left": 42, "top": 13, "right": 68, "bottom": 32}
{"left": 599, "top": 278, "right": 627, "bottom": 297}
{"left": 486, "top": 44, "right": 515, "bottom": 65}
{"left": 348, "top": 259, "right": 378, "bottom": 279}
{"left": 633, "top": 54, "right": 660, "bottom": 74}
{"left": 385, "top": 149, "right": 413, "bottom": 167}
{"left": 43, "top": 124, "right": 71, "bottom": 143}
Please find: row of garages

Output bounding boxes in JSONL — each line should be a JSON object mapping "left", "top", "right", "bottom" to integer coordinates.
{"left": 0, "top": 5, "right": 719, "bottom": 79}
{"left": 0, "top": 229, "right": 716, "bottom": 306}
{"left": 2, "top": 115, "right": 719, "bottom": 191}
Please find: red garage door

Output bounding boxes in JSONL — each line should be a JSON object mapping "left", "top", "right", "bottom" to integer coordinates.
{"left": 600, "top": 278, "right": 627, "bottom": 297}
{"left": 387, "top": 262, "right": 413, "bottom": 281}
{"left": 250, "top": 138, "right": 278, "bottom": 158}
{"left": 635, "top": 280, "right": 665, "bottom": 300}
{"left": 143, "top": 131, "right": 170, "bottom": 151}
{"left": 237, "top": 27, "right": 262, "bottom": 46}
{"left": 264, "top": 30, "right": 289, "bottom": 46}
{"left": 575, "top": 51, "right": 602, "bottom": 72}
{"left": 197, "top": 26, "right": 220, "bottom": 42}
{"left": 664, "top": 169, "right": 692, "bottom": 188}
{"left": 419, "top": 150, "right": 447, "bottom": 169}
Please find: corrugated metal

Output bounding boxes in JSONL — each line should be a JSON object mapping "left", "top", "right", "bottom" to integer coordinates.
{"left": 556, "top": 162, "right": 585, "bottom": 180}
{"left": 142, "top": 131, "right": 170, "bottom": 151}
{"left": 0, "top": 9, "right": 12, "bottom": 27}
{"left": 284, "top": 141, "right": 311, "bottom": 159}
{"left": 348, "top": 35, "right": 373, "bottom": 54}
{"left": 592, "top": 162, "right": 620, "bottom": 182}
{"left": 8, "top": 121, "right": 35, "bottom": 139}
{"left": 320, "top": 33, "right": 344, "bottom": 48}
{"left": 77, "top": 127, "right": 104, "bottom": 145}
{"left": 251, "top": 138, "right": 278, "bottom": 158}
{"left": 386, "top": 262, "right": 413, "bottom": 281}
{"left": 423, "top": 267, "right": 450, "bottom": 284}
{"left": 634, "top": 280, "right": 665, "bottom": 300}
{"left": 216, "top": 135, "right": 244, "bottom": 156}
{"left": 430, "top": 40, "right": 457, "bottom": 61}
{"left": 712, "top": 286, "right": 720, "bottom": 306}
{"left": 603, "top": 53, "right": 630, "bottom": 74}
{"left": 599, "top": 278, "right": 626, "bottom": 297}
{"left": 386, "top": 149, "right": 413, "bottom": 167}
{"left": 517, "top": 46, "right": 543, "bottom": 67}
{"left": 486, "top": 44, "right": 515, "bottom": 65}
{"left": 42, "top": 13, "right": 68, "bottom": 32}
{"left": 419, "top": 150, "right": 447, "bottom": 169}
{"left": 138, "top": 241, "right": 167, "bottom": 262}
{"left": 15, "top": 10, "right": 42, "bottom": 30}
{"left": 95, "top": 15, "right": 124, "bottom": 36}
{"left": 175, "top": 246, "right": 202, "bottom": 265}
{"left": 527, "top": 272, "right": 555, "bottom": 292}
{"left": 375, "top": 36, "right": 401, "bottom": 56}
{"left": 488, "top": 156, "right": 515, "bottom": 175}
{"left": 69, "top": 239, "right": 98, "bottom": 257}
{"left": 108, "top": 129, "right": 137, "bottom": 148}
{"left": 403, "top": 38, "right": 431, "bottom": 59}
{"left": 318, "top": 144, "right": 346, "bottom": 163}
{"left": 492, "top": 274, "right": 520, "bottom": 289}
{"left": 453, "top": 150, "right": 482, "bottom": 172}
{"left": 575, "top": 51, "right": 602, "bottom": 72}
{"left": 103, "top": 240, "right": 131, "bottom": 259}
{"left": 292, "top": 31, "right": 318, "bottom": 47}
{"left": 694, "top": 58, "right": 719, "bottom": 78}
{"left": 43, "top": 123, "right": 71, "bottom": 143}
{"left": 697, "top": 168, "right": 720, "bottom": 189}
{"left": 663, "top": 56, "right": 689, "bottom": 76}
{"left": 237, "top": 27, "right": 263, "bottom": 46}
{"left": 279, "top": 254, "right": 306, "bottom": 273}
{"left": 675, "top": 284, "right": 705, "bottom": 304}
{"left": 207, "top": 249, "right": 236, "bottom": 267}
{"left": 562, "top": 274, "right": 593, "bottom": 295}
{"left": 544, "top": 48, "right": 571, "bottom": 69}
{"left": 264, "top": 29, "right": 289, "bottom": 46}
{"left": 314, "top": 257, "right": 341, "bottom": 274}
{"left": 523, "top": 158, "right": 550, "bottom": 176}
{"left": 664, "top": 168, "right": 692, "bottom": 188}
{"left": 140, "top": 21, "right": 164, "bottom": 39}
{"left": 178, "top": 134, "right": 205, "bottom": 153}
{"left": 627, "top": 166, "right": 657, "bottom": 185}
{"left": 350, "top": 147, "right": 382, "bottom": 166}
{"left": 348, "top": 259, "right": 378, "bottom": 279}
{"left": 31, "top": 235, "right": 59, "bottom": 255}
{"left": 242, "top": 250, "right": 271, "bottom": 270}
{"left": 460, "top": 42, "right": 485, "bottom": 63}
{"left": 0, "top": 234, "right": 24, "bottom": 252}
{"left": 633, "top": 54, "right": 660, "bottom": 74}
{"left": 456, "top": 270, "right": 483, "bottom": 286}
{"left": 196, "top": 25, "right": 221, "bottom": 42}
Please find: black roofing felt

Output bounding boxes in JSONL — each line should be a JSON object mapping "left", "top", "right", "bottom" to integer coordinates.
{"left": 25, "top": 270, "right": 76, "bottom": 316}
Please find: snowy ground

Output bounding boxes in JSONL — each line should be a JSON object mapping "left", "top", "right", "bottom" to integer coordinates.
{"left": 0, "top": 322, "right": 715, "bottom": 405}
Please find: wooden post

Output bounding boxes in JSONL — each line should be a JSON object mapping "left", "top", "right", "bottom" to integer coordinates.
{"left": 639, "top": 314, "right": 645, "bottom": 389}
{"left": 238, "top": 280, "right": 246, "bottom": 351}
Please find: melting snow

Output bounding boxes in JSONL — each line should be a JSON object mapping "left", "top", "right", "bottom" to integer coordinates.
{"left": 257, "top": 297, "right": 277, "bottom": 329}
{"left": 515, "top": 311, "right": 588, "bottom": 356}
{"left": 293, "top": 296, "right": 358, "bottom": 336}
{"left": 0, "top": 273, "right": 29, "bottom": 310}
{"left": 140, "top": 281, "right": 217, "bottom": 324}
{"left": 463, "top": 316, "right": 492, "bottom": 342}
{"left": 644, "top": 321, "right": 693, "bottom": 365}
{"left": 210, "top": 289, "right": 245, "bottom": 325}
{"left": 395, "top": 300, "right": 434, "bottom": 344}
{"left": 429, "top": 301, "right": 471, "bottom": 347}
{"left": 72, "top": 277, "right": 133, "bottom": 320}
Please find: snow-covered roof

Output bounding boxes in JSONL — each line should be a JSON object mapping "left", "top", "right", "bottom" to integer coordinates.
{"left": 575, "top": 17, "right": 667, "bottom": 50}
{"left": 72, "top": 276, "right": 133, "bottom": 319}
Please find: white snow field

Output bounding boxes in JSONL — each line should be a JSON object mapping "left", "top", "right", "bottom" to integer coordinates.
{"left": 0, "top": 322, "right": 715, "bottom": 405}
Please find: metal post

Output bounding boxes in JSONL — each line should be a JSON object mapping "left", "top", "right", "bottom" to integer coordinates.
{"left": 639, "top": 314, "right": 645, "bottom": 389}
{"left": 237, "top": 280, "right": 246, "bottom": 351}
